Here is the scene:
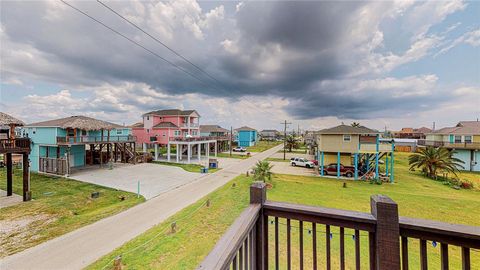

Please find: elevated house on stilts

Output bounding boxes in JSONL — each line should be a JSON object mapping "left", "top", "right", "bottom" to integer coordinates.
{"left": 315, "top": 124, "right": 395, "bottom": 182}
{"left": 0, "top": 112, "right": 31, "bottom": 201}
{"left": 23, "top": 116, "right": 136, "bottom": 176}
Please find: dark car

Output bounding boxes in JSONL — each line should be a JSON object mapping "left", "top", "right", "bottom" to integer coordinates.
{"left": 322, "top": 163, "right": 355, "bottom": 177}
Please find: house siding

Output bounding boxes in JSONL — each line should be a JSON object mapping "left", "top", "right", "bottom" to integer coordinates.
{"left": 238, "top": 130, "right": 257, "bottom": 147}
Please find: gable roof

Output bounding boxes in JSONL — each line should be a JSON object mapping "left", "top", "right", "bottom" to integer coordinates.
{"left": 414, "top": 127, "right": 432, "bottom": 133}
{"left": 144, "top": 109, "right": 199, "bottom": 117}
{"left": 260, "top": 129, "right": 279, "bottom": 133}
{"left": 0, "top": 112, "right": 25, "bottom": 126}
{"left": 318, "top": 124, "right": 379, "bottom": 135}
{"left": 200, "top": 125, "right": 229, "bottom": 133}
{"left": 26, "top": 116, "right": 123, "bottom": 131}
{"left": 130, "top": 122, "right": 144, "bottom": 128}
{"left": 153, "top": 122, "right": 178, "bottom": 128}
{"left": 235, "top": 126, "right": 257, "bottom": 132}
{"left": 432, "top": 121, "right": 480, "bottom": 135}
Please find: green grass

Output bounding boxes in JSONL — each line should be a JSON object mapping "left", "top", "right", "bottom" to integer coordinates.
{"left": 87, "top": 152, "right": 480, "bottom": 269}
{"left": 247, "top": 140, "right": 282, "bottom": 152}
{"left": 151, "top": 161, "right": 221, "bottom": 173}
{"left": 217, "top": 152, "right": 249, "bottom": 159}
{"left": 0, "top": 168, "right": 144, "bottom": 257}
{"left": 278, "top": 149, "right": 307, "bottom": 154}
{"left": 266, "top": 157, "right": 290, "bottom": 162}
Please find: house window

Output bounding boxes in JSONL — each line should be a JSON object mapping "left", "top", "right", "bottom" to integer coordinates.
{"left": 150, "top": 136, "right": 156, "bottom": 142}
{"left": 67, "top": 129, "right": 75, "bottom": 136}
{"left": 454, "top": 135, "right": 462, "bottom": 143}
{"left": 174, "top": 130, "right": 181, "bottom": 136}
{"left": 81, "top": 130, "right": 87, "bottom": 136}
{"left": 343, "top": 135, "right": 351, "bottom": 142}
{"left": 146, "top": 116, "right": 150, "bottom": 120}
{"left": 116, "top": 129, "right": 123, "bottom": 135}
{"left": 163, "top": 131, "right": 166, "bottom": 137}
{"left": 192, "top": 131, "right": 198, "bottom": 136}
{"left": 147, "top": 129, "right": 150, "bottom": 133}
{"left": 465, "top": 136, "right": 472, "bottom": 143}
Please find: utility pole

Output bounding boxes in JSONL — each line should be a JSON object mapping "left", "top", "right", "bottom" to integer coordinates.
{"left": 230, "top": 126, "right": 233, "bottom": 157}
{"left": 281, "top": 120, "right": 292, "bottom": 160}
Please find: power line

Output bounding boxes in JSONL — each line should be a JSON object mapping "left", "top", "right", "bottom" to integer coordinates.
{"left": 59, "top": 0, "right": 225, "bottom": 93}
{"left": 281, "top": 120, "right": 292, "bottom": 160}
{"left": 97, "top": 0, "right": 223, "bottom": 86}
{"left": 96, "top": 0, "right": 274, "bottom": 116}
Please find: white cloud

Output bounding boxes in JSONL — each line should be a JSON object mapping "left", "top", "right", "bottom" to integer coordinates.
{"left": 435, "top": 28, "right": 480, "bottom": 57}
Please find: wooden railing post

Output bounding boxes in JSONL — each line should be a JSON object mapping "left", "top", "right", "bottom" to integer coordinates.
{"left": 250, "top": 182, "right": 266, "bottom": 270}
{"left": 371, "top": 195, "right": 400, "bottom": 270}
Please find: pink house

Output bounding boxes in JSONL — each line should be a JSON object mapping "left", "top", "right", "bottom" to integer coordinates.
{"left": 132, "top": 109, "right": 200, "bottom": 146}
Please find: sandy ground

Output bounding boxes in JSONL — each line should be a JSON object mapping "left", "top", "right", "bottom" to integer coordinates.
{"left": 270, "top": 161, "right": 317, "bottom": 176}
{"left": 0, "top": 190, "right": 22, "bottom": 209}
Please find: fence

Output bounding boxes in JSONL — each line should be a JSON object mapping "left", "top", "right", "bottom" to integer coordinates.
{"left": 39, "top": 157, "right": 68, "bottom": 175}
{"left": 197, "top": 182, "right": 479, "bottom": 270}
{"left": 0, "top": 138, "right": 31, "bottom": 153}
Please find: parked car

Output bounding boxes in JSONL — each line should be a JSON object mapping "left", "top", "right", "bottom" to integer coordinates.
{"left": 322, "top": 163, "right": 355, "bottom": 177}
{"left": 233, "top": 147, "right": 246, "bottom": 152}
{"left": 310, "top": 160, "right": 318, "bottom": 166}
{"left": 290, "top": 157, "right": 315, "bottom": 168}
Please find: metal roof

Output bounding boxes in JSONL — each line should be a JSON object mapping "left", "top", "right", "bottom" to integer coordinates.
{"left": 317, "top": 124, "right": 379, "bottom": 135}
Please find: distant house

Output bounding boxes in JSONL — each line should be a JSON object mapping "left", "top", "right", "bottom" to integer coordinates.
{"left": 23, "top": 116, "right": 134, "bottom": 175}
{"left": 132, "top": 109, "right": 200, "bottom": 147}
{"left": 259, "top": 129, "right": 280, "bottom": 141}
{"left": 200, "top": 125, "right": 230, "bottom": 152}
{"left": 420, "top": 121, "right": 480, "bottom": 171}
{"left": 393, "top": 127, "right": 431, "bottom": 139}
{"left": 315, "top": 124, "right": 394, "bottom": 181}
{"left": 235, "top": 126, "right": 258, "bottom": 147}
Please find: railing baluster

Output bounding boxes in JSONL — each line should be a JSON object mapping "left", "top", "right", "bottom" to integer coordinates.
{"left": 249, "top": 229, "right": 253, "bottom": 270}
{"left": 312, "top": 223, "right": 317, "bottom": 270}
{"left": 275, "top": 217, "right": 279, "bottom": 269}
{"left": 355, "top": 229, "right": 360, "bottom": 270}
{"left": 244, "top": 237, "right": 248, "bottom": 270}
{"left": 340, "top": 227, "right": 345, "bottom": 270}
{"left": 420, "top": 239, "right": 428, "bottom": 270}
{"left": 263, "top": 215, "right": 268, "bottom": 270}
{"left": 326, "top": 225, "right": 331, "bottom": 270}
{"left": 239, "top": 244, "right": 243, "bottom": 270}
{"left": 287, "top": 219, "right": 291, "bottom": 270}
{"left": 440, "top": 243, "right": 448, "bottom": 270}
{"left": 232, "top": 253, "right": 237, "bottom": 270}
{"left": 299, "top": 220, "right": 304, "bottom": 270}
{"left": 402, "top": 236, "right": 409, "bottom": 270}
{"left": 369, "top": 232, "right": 376, "bottom": 270}
{"left": 462, "top": 247, "right": 470, "bottom": 270}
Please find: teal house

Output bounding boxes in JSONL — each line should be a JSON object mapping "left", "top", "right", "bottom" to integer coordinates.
{"left": 235, "top": 126, "right": 258, "bottom": 147}
{"left": 23, "top": 116, "right": 135, "bottom": 175}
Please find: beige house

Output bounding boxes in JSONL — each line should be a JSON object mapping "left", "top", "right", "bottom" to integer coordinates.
{"left": 315, "top": 124, "right": 394, "bottom": 181}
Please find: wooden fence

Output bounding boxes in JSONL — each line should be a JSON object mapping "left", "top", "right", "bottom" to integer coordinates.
{"left": 197, "top": 182, "right": 479, "bottom": 270}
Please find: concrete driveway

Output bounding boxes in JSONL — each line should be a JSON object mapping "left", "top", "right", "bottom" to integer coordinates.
{"left": 270, "top": 161, "right": 317, "bottom": 176}
{"left": 69, "top": 163, "right": 205, "bottom": 199}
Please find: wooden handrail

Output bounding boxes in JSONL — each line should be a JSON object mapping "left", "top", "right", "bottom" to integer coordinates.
{"left": 197, "top": 204, "right": 261, "bottom": 270}
{"left": 400, "top": 217, "right": 480, "bottom": 249}
{"left": 263, "top": 201, "right": 377, "bottom": 232}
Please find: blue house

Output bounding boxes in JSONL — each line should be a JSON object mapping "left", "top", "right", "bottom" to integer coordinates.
{"left": 235, "top": 126, "right": 258, "bottom": 147}
{"left": 23, "top": 116, "right": 135, "bottom": 175}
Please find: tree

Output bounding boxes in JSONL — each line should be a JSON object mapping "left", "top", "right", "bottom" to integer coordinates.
{"left": 408, "top": 147, "right": 464, "bottom": 179}
{"left": 285, "top": 135, "right": 298, "bottom": 152}
{"left": 351, "top": 122, "right": 361, "bottom": 127}
{"left": 253, "top": 160, "right": 273, "bottom": 183}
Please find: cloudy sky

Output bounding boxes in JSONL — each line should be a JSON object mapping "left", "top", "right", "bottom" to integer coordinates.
{"left": 1, "top": 0, "right": 479, "bottom": 132}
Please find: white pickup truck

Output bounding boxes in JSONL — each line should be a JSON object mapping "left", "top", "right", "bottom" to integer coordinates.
{"left": 290, "top": 157, "right": 315, "bottom": 168}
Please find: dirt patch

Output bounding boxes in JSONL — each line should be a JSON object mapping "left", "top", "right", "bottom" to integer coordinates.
{"left": 0, "top": 214, "right": 57, "bottom": 257}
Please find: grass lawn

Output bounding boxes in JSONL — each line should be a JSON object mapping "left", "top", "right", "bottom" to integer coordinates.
{"left": 217, "top": 152, "right": 249, "bottom": 159}
{"left": 0, "top": 168, "right": 145, "bottom": 258}
{"left": 278, "top": 149, "right": 308, "bottom": 154}
{"left": 88, "top": 152, "right": 480, "bottom": 269}
{"left": 247, "top": 140, "right": 282, "bottom": 152}
{"left": 151, "top": 161, "right": 221, "bottom": 173}
{"left": 266, "top": 157, "right": 290, "bottom": 162}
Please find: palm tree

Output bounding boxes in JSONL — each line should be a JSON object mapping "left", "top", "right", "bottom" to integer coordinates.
{"left": 285, "top": 135, "right": 298, "bottom": 152}
{"left": 409, "top": 147, "right": 464, "bottom": 179}
{"left": 351, "top": 122, "right": 361, "bottom": 127}
{"left": 253, "top": 160, "right": 273, "bottom": 183}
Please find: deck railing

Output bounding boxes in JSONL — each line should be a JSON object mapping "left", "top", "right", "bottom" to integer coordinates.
{"left": 418, "top": 139, "right": 480, "bottom": 149}
{"left": 56, "top": 135, "right": 136, "bottom": 144}
{"left": 168, "top": 136, "right": 229, "bottom": 142}
{"left": 197, "top": 183, "right": 480, "bottom": 270}
{"left": 0, "top": 138, "right": 31, "bottom": 153}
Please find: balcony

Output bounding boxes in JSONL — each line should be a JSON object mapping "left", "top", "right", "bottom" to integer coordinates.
{"left": 418, "top": 139, "right": 480, "bottom": 150}
{"left": 56, "top": 135, "right": 136, "bottom": 145}
{"left": 181, "top": 123, "right": 200, "bottom": 129}
{"left": 197, "top": 182, "right": 479, "bottom": 270}
{"left": 0, "top": 138, "right": 31, "bottom": 154}
{"left": 168, "top": 135, "right": 227, "bottom": 143}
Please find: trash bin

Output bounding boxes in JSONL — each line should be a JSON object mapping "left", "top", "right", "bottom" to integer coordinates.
{"left": 200, "top": 167, "right": 209, "bottom": 173}
{"left": 209, "top": 158, "right": 218, "bottom": 169}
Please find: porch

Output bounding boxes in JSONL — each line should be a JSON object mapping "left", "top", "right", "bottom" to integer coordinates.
{"left": 198, "top": 182, "right": 479, "bottom": 270}
{"left": 162, "top": 137, "right": 218, "bottom": 164}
